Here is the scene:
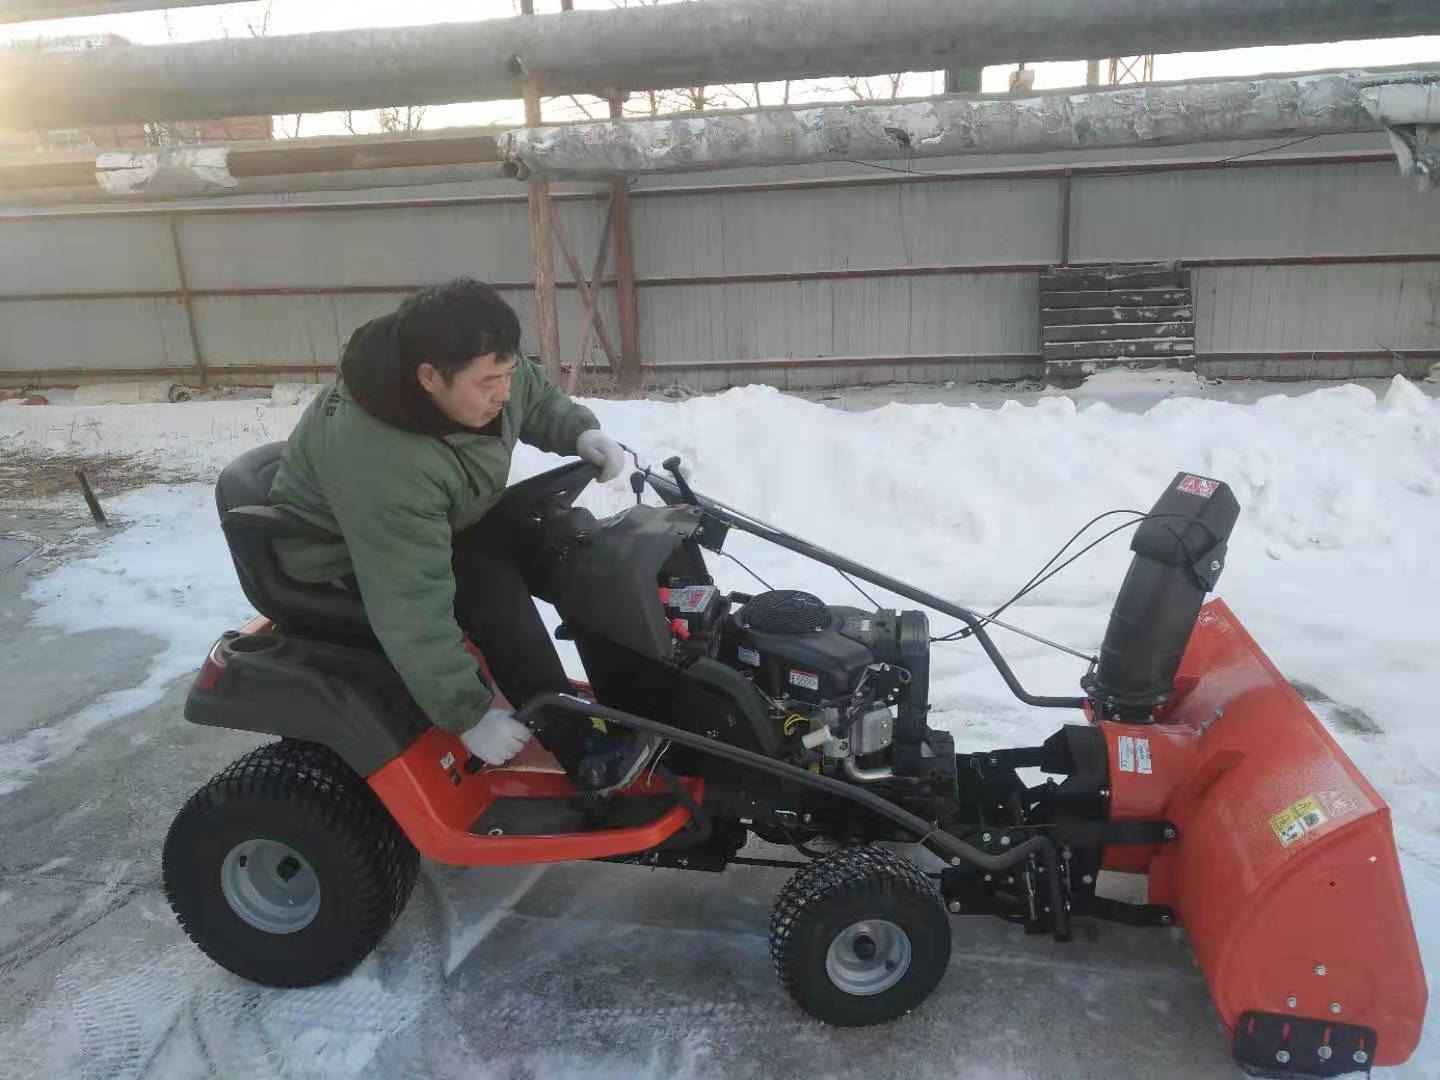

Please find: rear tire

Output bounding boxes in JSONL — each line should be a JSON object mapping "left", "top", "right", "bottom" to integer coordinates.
{"left": 770, "top": 845, "right": 951, "bottom": 1026}
{"left": 162, "top": 739, "right": 419, "bottom": 987}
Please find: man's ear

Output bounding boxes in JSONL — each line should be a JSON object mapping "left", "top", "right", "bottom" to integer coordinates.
{"left": 416, "top": 362, "right": 442, "bottom": 394}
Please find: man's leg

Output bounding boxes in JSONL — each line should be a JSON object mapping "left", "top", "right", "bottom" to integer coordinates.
{"left": 451, "top": 518, "right": 586, "bottom": 774}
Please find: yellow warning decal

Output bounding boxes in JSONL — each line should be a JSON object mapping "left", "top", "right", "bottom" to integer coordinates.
{"left": 1270, "top": 794, "right": 1329, "bottom": 848}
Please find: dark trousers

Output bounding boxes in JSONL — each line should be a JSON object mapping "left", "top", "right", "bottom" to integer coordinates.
{"left": 451, "top": 514, "right": 586, "bottom": 773}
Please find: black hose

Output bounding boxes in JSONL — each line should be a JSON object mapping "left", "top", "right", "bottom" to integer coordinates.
{"left": 518, "top": 692, "right": 1072, "bottom": 939}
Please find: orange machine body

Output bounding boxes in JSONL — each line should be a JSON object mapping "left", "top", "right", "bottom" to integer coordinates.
{"left": 1097, "top": 600, "right": 1426, "bottom": 1066}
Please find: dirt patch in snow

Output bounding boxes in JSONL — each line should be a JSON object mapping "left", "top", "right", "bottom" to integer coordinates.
{"left": 0, "top": 447, "right": 199, "bottom": 507}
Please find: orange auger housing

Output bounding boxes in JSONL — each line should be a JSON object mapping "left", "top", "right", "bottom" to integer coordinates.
{"left": 1098, "top": 599, "right": 1426, "bottom": 1069}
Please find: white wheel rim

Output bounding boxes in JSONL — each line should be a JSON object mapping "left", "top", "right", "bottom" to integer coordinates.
{"left": 824, "top": 919, "right": 912, "bottom": 996}
{"left": 220, "top": 838, "right": 320, "bottom": 934}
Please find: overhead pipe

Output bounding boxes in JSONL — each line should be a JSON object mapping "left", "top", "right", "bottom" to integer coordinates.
{"left": 3, "top": 0, "right": 1440, "bottom": 130}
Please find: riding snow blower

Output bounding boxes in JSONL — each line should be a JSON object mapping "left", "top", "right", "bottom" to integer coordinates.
{"left": 162, "top": 444, "right": 1427, "bottom": 1076}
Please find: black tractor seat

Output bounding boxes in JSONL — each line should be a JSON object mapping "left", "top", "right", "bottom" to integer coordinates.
{"left": 216, "top": 441, "right": 377, "bottom": 648}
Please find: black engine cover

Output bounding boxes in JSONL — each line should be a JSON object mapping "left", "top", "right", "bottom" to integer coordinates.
{"left": 721, "top": 591, "right": 873, "bottom": 704}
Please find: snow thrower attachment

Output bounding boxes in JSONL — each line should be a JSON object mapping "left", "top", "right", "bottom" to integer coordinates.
{"left": 169, "top": 446, "right": 1425, "bottom": 1074}
{"left": 1083, "top": 473, "right": 1427, "bottom": 1073}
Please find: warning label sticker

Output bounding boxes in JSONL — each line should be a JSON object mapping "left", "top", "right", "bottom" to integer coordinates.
{"left": 1177, "top": 475, "right": 1219, "bottom": 498}
{"left": 667, "top": 585, "right": 718, "bottom": 613}
{"left": 1117, "top": 735, "right": 1152, "bottom": 775}
{"left": 1270, "top": 794, "right": 1329, "bottom": 847}
{"left": 737, "top": 646, "right": 760, "bottom": 667}
{"left": 789, "top": 669, "right": 821, "bottom": 692}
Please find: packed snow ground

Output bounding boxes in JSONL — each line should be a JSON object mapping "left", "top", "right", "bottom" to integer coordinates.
{"left": 1, "top": 373, "right": 1437, "bottom": 1078}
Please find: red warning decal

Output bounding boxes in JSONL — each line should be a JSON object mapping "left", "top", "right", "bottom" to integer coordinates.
{"left": 1177, "top": 475, "right": 1219, "bottom": 498}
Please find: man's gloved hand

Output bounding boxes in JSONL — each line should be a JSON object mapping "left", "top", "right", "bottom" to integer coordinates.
{"left": 460, "top": 707, "right": 533, "bottom": 766}
{"left": 576, "top": 429, "right": 625, "bottom": 483}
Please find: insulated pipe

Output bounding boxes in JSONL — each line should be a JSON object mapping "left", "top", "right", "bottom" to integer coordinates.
{"left": 4, "top": 0, "right": 1440, "bottom": 130}
{"left": 498, "top": 70, "right": 1435, "bottom": 177}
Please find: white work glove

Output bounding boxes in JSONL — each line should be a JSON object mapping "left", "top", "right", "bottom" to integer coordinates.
{"left": 576, "top": 428, "right": 626, "bottom": 483}
{"left": 461, "top": 707, "right": 533, "bottom": 766}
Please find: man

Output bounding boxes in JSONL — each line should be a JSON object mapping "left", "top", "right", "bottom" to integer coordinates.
{"left": 269, "top": 278, "right": 658, "bottom": 792}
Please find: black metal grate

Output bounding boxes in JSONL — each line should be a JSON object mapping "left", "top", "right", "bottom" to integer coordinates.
{"left": 742, "top": 590, "right": 831, "bottom": 634}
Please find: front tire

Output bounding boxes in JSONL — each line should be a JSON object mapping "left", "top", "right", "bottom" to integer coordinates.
{"left": 770, "top": 846, "right": 951, "bottom": 1026}
{"left": 162, "top": 739, "right": 419, "bottom": 987}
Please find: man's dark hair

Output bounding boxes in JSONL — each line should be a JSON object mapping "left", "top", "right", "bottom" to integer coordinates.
{"left": 396, "top": 277, "right": 522, "bottom": 383}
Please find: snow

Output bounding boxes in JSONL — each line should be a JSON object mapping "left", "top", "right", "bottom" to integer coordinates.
{"left": 4, "top": 371, "right": 1440, "bottom": 1075}
{"left": 0, "top": 485, "right": 246, "bottom": 796}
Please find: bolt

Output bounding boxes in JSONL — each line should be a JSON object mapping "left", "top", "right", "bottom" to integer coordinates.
{"left": 1163, "top": 826, "right": 1178, "bottom": 840}
{"left": 1276, "top": 1050, "right": 1290, "bottom": 1065}
{"left": 678, "top": 858, "right": 688, "bottom": 867}
{"left": 950, "top": 856, "right": 962, "bottom": 866}
{"left": 1082, "top": 874, "right": 1094, "bottom": 885}
{"left": 1329, "top": 1002, "right": 1341, "bottom": 1014}
{"left": 1159, "top": 915, "right": 1173, "bottom": 926}
{"left": 947, "top": 900, "right": 961, "bottom": 913}
{"left": 1286, "top": 997, "right": 1297, "bottom": 1008}
{"left": 1353, "top": 1051, "right": 1369, "bottom": 1065}
{"left": 1315, "top": 964, "right": 1327, "bottom": 976}
{"left": 1000, "top": 835, "right": 1012, "bottom": 847}
{"left": 982, "top": 832, "right": 993, "bottom": 842}
{"left": 1210, "top": 560, "right": 1222, "bottom": 572}
{"left": 1317, "top": 1046, "right": 1333, "bottom": 1062}
{"left": 802, "top": 812, "right": 813, "bottom": 825}
{"left": 983, "top": 873, "right": 993, "bottom": 882}
{"left": 1099, "top": 788, "right": 1110, "bottom": 798}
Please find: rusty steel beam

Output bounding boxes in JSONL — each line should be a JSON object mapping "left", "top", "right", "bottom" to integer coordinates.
{"left": 607, "top": 95, "right": 642, "bottom": 392}
{"left": 520, "top": 0, "right": 563, "bottom": 383}
{"left": 0, "top": 130, "right": 505, "bottom": 201}
{"left": 5, "top": 0, "right": 1440, "bottom": 130}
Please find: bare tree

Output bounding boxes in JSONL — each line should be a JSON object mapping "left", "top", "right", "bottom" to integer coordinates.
{"left": 844, "top": 73, "right": 908, "bottom": 101}
{"left": 377, "top": 105, "right": 427, "bottom": 134}
{"left": 244, "top": 1, "right": 273, "bottom": 40}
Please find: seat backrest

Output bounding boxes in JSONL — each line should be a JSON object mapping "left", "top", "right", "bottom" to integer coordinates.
{"left": 217, "top": 441, "right": 376, "bottom": 648}
{"left": 216, "top": 441, "right": 287, "bottom": 515}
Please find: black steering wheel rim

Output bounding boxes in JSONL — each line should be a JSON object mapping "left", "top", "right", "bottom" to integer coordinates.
{"left": 494, "top": 458, "right": 599, "bottom": 516}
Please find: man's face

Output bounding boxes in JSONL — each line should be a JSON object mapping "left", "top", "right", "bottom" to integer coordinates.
{"left": 418, "top": 352, "right": 517, "bottom": 429}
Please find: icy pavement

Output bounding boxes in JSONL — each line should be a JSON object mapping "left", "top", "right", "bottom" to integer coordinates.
{"left": 1, "top": 374, "right": 1437, "bottom": 1078}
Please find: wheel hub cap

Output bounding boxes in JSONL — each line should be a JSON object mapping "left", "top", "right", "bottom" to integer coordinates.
{"left": 825, "top": 919, "right": 912, "bottom": 995}
{"left": 220, "top": 838, "right": 320, "bottom": 934}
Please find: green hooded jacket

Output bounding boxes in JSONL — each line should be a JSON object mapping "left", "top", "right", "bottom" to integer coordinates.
{"left": 268, "top": 310, "right": 599, "bottom": 735}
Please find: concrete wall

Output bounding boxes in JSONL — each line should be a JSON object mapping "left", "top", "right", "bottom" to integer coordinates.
{"left": 1, "top": 136, "right": 1437, "bottom": 390}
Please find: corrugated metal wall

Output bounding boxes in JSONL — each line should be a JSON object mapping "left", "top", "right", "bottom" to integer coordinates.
{"left": 2, "top": 147, "right": 1437, "bottom": 390}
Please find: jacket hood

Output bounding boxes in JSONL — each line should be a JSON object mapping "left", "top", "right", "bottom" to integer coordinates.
{"left": 339, "top": 310, "right": 500, "bottom": 438}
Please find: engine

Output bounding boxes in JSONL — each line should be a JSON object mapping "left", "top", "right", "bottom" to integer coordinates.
{"left": 666, "top": 587, "right": 947, "bottom": 783}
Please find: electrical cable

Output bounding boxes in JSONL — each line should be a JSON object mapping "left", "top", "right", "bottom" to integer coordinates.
{"left": 931, "top": 511, "right": 1195, "bottom": 644}
{"left": 720, "top": 550, "right": 775, "bottom": 592}
{"left": 836, "top": 568, "right": 882, "bottom": 608}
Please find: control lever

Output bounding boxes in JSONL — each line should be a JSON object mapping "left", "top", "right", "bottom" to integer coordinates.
{"left": 663, "top": 456, "right": 699, "bottom": 505}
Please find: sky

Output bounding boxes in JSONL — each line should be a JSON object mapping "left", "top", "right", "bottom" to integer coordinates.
{"left": 2, "top": 0, "right": 1437, "bottom": 139}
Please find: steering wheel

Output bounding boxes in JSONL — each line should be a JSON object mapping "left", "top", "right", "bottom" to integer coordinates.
{"left": 493, "top": 459, "right": 599, "bottom": 517}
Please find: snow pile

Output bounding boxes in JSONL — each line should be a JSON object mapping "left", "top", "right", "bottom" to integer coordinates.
{"left": 5, "top": 375, "right": 1439, "bottom": 1073}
